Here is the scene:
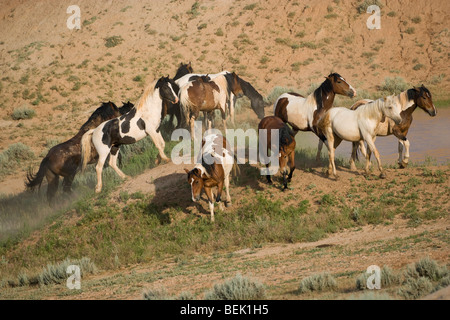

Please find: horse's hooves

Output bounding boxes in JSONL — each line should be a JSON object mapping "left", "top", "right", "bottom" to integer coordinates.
{"left": 380, "top": 172, "right": 386, "bottom": 179}
{"left": 334, "top": 175, "right": 340, "bottom": 181}
{"left": 225, "top": 201, "right": 232, "bottom": 208}
{"left": 399, "top": 162, "right": 408, "bottom": 169}
{"left": 350, "top": 165, "right": 357, "bottom": 171}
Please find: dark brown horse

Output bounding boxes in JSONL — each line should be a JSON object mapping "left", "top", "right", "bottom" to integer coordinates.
{"left": 25, "top": 101, "right": 133, "bottom": 203}
{"left": 349, "top": 85, "right": 437, "bottom": 169}
{"left": 258, "top": 116, "right": 296, "bottom": 190}
{"left": 161, "top": 62, "right": 193, "bottom": 129}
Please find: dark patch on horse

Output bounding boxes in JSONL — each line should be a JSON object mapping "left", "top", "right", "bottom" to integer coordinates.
{"left": 120, "top": 108, "right": 137, "bottom": 134}
{"left": 137, "top": 118, "right": 146, "bottom": 131}
{"left": 102, "top": 119, "right": 120, "bottom": 148}
{"left": 80, "top": 101, "right": 118, "bottom": 132}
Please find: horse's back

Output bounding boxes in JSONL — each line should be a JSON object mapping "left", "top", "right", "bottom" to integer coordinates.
{"left": 200, "top": 134, "right": 234, "bottom": 173}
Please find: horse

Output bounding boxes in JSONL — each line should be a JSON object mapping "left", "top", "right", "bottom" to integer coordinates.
{"left": 176, "top": 71, "right": 265, "bottom": 126}
{"left": 273, "top": 73, "right": 356, "bottom": 139}
{"left": 179, "top": 72, "right": 244, "bottom": 140}
{"left": 347, "top": 85, "right": 437, "bottom": 169}
{"left": 25, "top": 101, "right": 133, "bottom": 203}
{"left": 258, "top": 116, "right": 296, "bottom": 190}
{"left": 318, "top": 95, "right": 403, "bottom": 180}
{"left": 184, "top": 133, "right": 236, "bottom": 222}
{"left": 81, "top": 76, "right": 178, "bottom": 193}
{"left": 161, "top": 62, "right": 193, "bottom": 129}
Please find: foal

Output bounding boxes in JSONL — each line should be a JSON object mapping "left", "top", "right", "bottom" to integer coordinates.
{"left": 184, "top": 134, "right": 235, "bottom": 222}
{"left": 318, "top": 95, "right": 403, "bottom": 179}
{"left": 81, "top": 77, "right": 178, "bottom": 193}
{"left": 258, "top": 116, "right": 296, "bottom": 190}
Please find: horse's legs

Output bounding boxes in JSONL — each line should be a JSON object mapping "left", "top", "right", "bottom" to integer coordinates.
{"left": 224, "top": 174, "right": 232, "bottom": 207}
{"left": 398, "top": 139, "right": 410, "bottom": 168}
{"left": 46, "top": 171, "right": 59, "bottom": 204}
{"left": 147, "top": 128, "right": 169, "bottom": 162}
{"left": 204, "top": 186, "right": 215, "bottom": 222}
{"left": 316, "top": 140, "right": 323, "bottom": 162}
{"left": 62, "top": 173, "right": 75, "bottom": 193}
{"left": 265, "top": 163, "right": 273, "bottom": 184}
{"left": 109, "top": 148, "right": 127, "bottom": 179}
{"left": 365, "top": 136, "right": 385, "bottom": 178}
{"left": 287, "top": 150, "right": 296, "bottom": 182}
{"left": 94, "top": 145, "right": 111, "bottom": 193}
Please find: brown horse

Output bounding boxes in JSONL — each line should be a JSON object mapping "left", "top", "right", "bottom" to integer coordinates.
{"left": 348, "top": 85, "right": 437, "bottom": 169}
{"left": 179, "top": 72, "right": 244, "bottom": 139}
{"left": 258, "top": 116, "right": 296, "bottom": 190}
{"left": 184, "top": 134, "right": 236, "bottom": 222}
{"left": 25, "top": 101, "right": 133, "bottom": 203}
{"left": 273, "top": 73, "right": 356, "bottom": 139}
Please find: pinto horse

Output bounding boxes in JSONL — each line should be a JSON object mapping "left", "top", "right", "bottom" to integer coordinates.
{"left": 347, "top": 85, "right": 437, "bottom": 169}
{"left": 25, "top": 101, "right": 133, "bottom": 203}
{"left": 184, "top": 134, "right": 236, "bottom": 222}
{"left": 258, "top": 116, "right": 296, "bottom": 190}
{"left": 81, "top": 76, "right": 178, "bottom": 193}
{"left": 179, "top": 72, "right": 244, "bottom": 140}
{"left": 177, "top": 71, "right": 265, "bottom": 126}
{"left": 273, "top": 73, "right": 356, "bottom": 139}
{"left": 318, "top": 95, "right": 403, "bottom": 179}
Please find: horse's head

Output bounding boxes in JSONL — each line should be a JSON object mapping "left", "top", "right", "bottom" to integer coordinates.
{"left": 227, "top": 72, "right": 265, "bottom": 119}
{"left": 226, "top": 72, "right": 244, "bottom": 97}
{"left": 184, "top": 168, "right": 204, "bottom": 202}
{"left": 174, "top": 62, "right": 194, "bottom": 81}
{"left": 383, "top": 96, "right": 403, "bottom": 125}
{"left": 414, "top": 85, "right": 437, "bottom": 117}
{"left": 119, "top": 101, "right": 134, "bottom": 115}
{"left": 327, "top": 73, "right": 356, "bottom": 98}
{"left": 156, "top": 76, "right": 179, "bottom": 104}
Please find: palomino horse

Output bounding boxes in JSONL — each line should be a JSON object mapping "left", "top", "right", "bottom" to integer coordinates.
{"left": 318, "top": 95, "right": 403, "bottom": 179}
{"left": 81, "top": 76, "right": 178, "bottom": 193}
{"left": 176, "top": 71, "right": 265, "bottom": 126}
{"left": 179, "top": 72, "right": 245, "bottom": 140}
{"left": 184, "top": 134, "right": 236, "bottom": 222}
{"left": 25, "top": 101, "right": 133, "bottom": 203}
{"left": 273, "top": 73, "right": 356, "bottom": 139}
{"left": 161, "top": 62, "right": 193, "bottom": 129}
{"left": 258, "top": 116, "right": 296, "bottom": 190}
{"left": 348, "top": 85, "right": 437, "bottom": 169}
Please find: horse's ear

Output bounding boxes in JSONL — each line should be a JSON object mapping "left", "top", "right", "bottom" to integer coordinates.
{"left": 184, "top": 168, "right": 190, "bottom": 173}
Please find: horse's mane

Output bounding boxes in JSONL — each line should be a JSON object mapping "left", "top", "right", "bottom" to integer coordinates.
{"left": 279, "top": 124, "right": 295, "bottom": 152}
{"left": 79, "top": 101, "right": 118, "bottom": 131}
{"left": 237, "top": 75, "right": 264, "bottom": 102}
{"left": 313, "top": 74, "right": 335, "bottom": 112}
{"left": 135, "top": 80, "right": 159, "bottom": 111}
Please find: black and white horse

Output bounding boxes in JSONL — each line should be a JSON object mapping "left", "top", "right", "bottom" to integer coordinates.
{"left": 81, "top": 76, "right": 178, "bottom": 193}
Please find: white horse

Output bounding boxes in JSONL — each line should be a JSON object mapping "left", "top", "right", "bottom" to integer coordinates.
{"left": 318, "top": 95, "right": 403, "bottom": 179}
{"left": 81, "top": 76, "right": 178, "bottom": 193}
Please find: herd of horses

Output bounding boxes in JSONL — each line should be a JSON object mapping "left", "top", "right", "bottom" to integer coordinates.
{"left": 25, "top": 62, "right": 437, "bottom": 221}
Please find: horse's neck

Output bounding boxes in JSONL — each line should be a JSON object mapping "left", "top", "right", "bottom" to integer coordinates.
{"left": 398, "top": 90, "right": 416, "bottom": 111}
{"left": 138, "top": 90, "right": 162, "bottom": 116}
{"left": 363, "top": 100, "right": 384, "bottom": 123}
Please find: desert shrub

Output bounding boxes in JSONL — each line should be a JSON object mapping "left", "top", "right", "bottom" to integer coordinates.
{"left": 298, "top": 272, "right": 337, "bottom": 293}
{"left": 104, "top": 36, "right": 124, "bottom": 48}
{"left": 38, "top": 257, "right": 97, "bottom": 285}
{"left": 204, "top": 274, "right": 267, "bottom": 300}
{"left": 379, "top": 77, "right": 409, "bottom": 95}
{"left": 356, "top": 0, "right": 383, "bottom": 14}
{"left": 434, "top": 275, "right": 450, "bottom": 292}
{"left": 143, "top": 287, "right": 170, "bottom": 300}
{"left": 1, "top": 143, "right": 34, "bottom": 166}
{"left": 11, "top": 105, "right": 36, "bottom": 120}
{"left": 398, "top": 277, "right": 433, "bottom": 300}
{"left": 410, "top": 257, "right": 448, "bottom": 281}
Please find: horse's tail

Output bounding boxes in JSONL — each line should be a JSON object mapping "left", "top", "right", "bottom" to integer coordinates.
{"left": 25, "top": 157, "right": 49, "bottom": 191}
{"left": 80, "top": 129, "right": 95, "bottom": 173}
{"left": 178, "top": 86, "right": 192, "bottom": 127}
